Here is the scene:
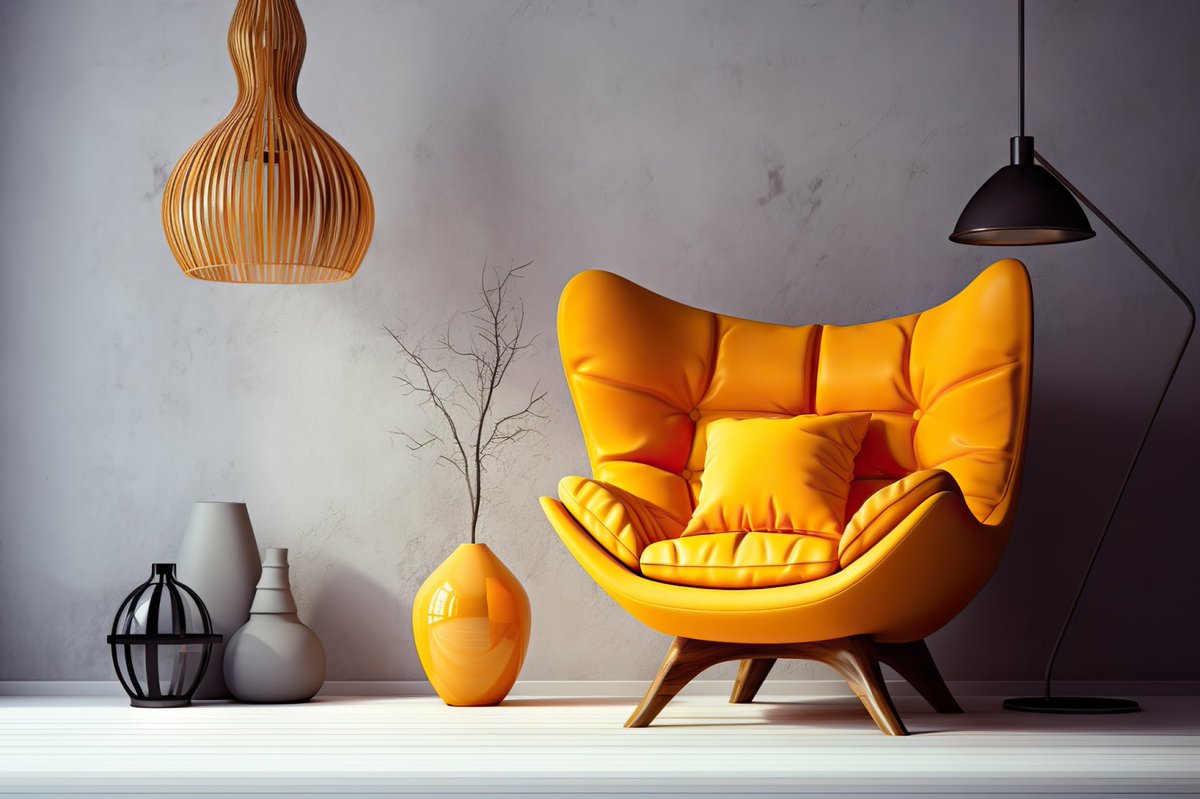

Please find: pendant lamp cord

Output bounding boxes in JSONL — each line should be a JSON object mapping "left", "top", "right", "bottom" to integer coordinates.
{"left": 1033, "top": 151, "right": 1196, "bottom": 700}
{"left": 1018, "top": 0, "right": 1025, "bottom": 136}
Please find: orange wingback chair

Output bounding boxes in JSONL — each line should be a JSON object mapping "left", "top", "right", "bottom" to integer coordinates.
{"left": 539, "top": 259, "right": 1033, "bottom": 735}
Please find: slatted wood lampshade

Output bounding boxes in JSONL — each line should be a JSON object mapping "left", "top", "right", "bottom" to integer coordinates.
{"left": 163, "top": 0, "right": 374, "bottom": 283}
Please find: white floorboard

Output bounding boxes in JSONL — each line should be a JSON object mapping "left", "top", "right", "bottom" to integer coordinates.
{"left": 1, "top": 693, "right": 1197, "bottom": 797}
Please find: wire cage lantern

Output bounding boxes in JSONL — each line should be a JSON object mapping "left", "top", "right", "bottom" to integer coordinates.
{"left": 161, "top": 0, "right": 374, "bottom": 283}
{"left": 107, "top": 564, "right": 222, "bottom": 708}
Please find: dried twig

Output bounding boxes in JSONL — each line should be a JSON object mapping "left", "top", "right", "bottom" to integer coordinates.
{"left": 387, "top": 260, "right": 546, "bottom": 543}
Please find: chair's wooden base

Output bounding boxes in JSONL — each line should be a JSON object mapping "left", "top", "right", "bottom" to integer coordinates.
{"left": 875, "top": 639, "right": 962, "bottom": 714}
{"left": 730, "top": 657, "right": 776, "bottom": 705}
{"left": 626, "top": 635, "right": 959, "bottom": 735}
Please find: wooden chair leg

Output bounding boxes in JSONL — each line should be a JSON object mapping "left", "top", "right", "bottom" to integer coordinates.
{"left": 625, "top": 635, "right": 909, "bottom": 735}
{"left": 875, "top": 639, "right": 962, "bottom": 714}
{"left": 730, "top": 658, "right": 776, "bottom": 704}
{"left": 813, "top": 636, "right": 909, "bottom": 736}
{"left": 625, "top": 637, "right": 723, "bottom": 728}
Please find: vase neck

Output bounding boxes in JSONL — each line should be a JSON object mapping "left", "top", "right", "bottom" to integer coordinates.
{"left": 249, "top": 548, "right": 297, "bottom": 614}
{"left": 249, "top": 590, "right": 296, "bottom": 614}
{"left": 251, "top": 610, "right": 300, "bottom": 621}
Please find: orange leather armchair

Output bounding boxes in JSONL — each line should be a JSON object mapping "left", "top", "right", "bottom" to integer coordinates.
{"left": 540, "top": 259, "right": 1032, "bottom": 735}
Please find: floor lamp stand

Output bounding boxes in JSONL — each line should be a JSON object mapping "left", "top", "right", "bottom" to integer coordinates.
{"left": 1003, "top": 151, "right": 1195, "bottom": 714}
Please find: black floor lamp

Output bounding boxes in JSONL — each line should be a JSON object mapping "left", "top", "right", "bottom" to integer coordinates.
{"left": 949, "top": 0, "right": 1194, "bottom": 714}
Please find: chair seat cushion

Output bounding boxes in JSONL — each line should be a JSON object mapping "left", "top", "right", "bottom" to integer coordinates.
{"left": 640, "top": 532, "right": 839, "bottom": 589}
{"left": 682, "top": 412, "right": 870, "bottom": 537}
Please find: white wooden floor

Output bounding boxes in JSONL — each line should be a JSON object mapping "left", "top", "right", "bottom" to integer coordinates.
{"left": 1, "top": 693, "right": 1198, "bottom": 798}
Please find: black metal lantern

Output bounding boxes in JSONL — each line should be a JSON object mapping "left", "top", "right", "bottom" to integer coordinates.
{"left": 107, "top": 563, "right": 222, "bottom": 708}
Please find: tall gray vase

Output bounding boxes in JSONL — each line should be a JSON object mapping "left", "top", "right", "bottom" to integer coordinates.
{"left": 225, "top": 547, "right": 326, "bottom": 703}
{"left": 176, "top": 501, "right": 261, "bottom": 700}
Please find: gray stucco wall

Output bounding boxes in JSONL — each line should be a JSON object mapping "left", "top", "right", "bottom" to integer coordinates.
{"left": 1, "top": 0, "right": 1197, "bottom": 683}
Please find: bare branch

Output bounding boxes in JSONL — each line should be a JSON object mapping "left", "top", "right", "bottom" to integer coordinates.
{"left": 385, "top": 324, "right": 474, "bottom": 506}
{"left": 390, "top": 429, "right": 441, "bottom": 452}
{"left": 386, "top": 260, "right": 543, "bottom": 544}
{"left": 483, "top": 383, "right": 548, "bottom": 455}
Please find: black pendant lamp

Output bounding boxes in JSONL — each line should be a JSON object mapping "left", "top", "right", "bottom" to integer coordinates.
{"left": 951, "top": 0, "right": 1194, "bottom": 714}
{"left": 950, "top": 138, "right": 1093, "bottom": 245}
{"left": 950, "top": 1, "right": 1094, "bottom": 246}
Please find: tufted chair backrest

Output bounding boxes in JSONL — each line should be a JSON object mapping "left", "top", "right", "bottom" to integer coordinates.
{"left": 557, "top": 259, "right": 1033, "bottom": 532}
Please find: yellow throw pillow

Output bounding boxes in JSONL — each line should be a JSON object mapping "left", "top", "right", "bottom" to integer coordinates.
{"left": 682, "top": 413, "right": 870, "bottom": 537}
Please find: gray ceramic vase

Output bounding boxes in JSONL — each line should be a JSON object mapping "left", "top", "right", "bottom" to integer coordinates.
{"left": 224, "top": 547, "right": 326, "bottom": 703}
{"left": 176, "top": 501, "right": 261, "bottom": 700}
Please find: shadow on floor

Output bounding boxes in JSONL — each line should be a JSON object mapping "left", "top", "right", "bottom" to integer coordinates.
{"left": 499, "top": 697, "right": 638, "bottom": 708}
{"left": 751, "top": 696, "right": 1200, "bottom": 735}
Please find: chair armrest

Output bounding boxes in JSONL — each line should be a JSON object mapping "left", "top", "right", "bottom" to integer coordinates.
{"left": 558, "top": 476, "right": 685, "bottom": 572}
{"left": 839, "top": 469, "right": 963, "bottom": 568}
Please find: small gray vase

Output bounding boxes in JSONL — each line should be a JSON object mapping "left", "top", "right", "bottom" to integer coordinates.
{"left": 224, "top": 547, "right": 326, "bottom": 703}
{"left": 176, "top": 501, "right": 261, "bottom": 700}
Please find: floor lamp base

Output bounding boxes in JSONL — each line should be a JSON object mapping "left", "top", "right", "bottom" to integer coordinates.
{"left": 1003, "top": 696, "right": 1141, "bottom": 714}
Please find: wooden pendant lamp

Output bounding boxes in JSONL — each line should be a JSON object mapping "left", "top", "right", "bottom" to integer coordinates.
{"left": 163, "top": 0, "right": 374, "bottom": 283}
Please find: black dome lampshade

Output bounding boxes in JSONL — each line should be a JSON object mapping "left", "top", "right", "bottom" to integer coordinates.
{"left": 950, "top": 136, "right": 1095, "bottom": 246}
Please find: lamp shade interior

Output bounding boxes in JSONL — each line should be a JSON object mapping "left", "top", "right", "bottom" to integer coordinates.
{"left": 950, "top": 164, "right": 1095, "bottom": 246}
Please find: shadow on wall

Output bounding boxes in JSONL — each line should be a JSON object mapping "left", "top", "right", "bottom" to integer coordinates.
{"left": 1042, "top": 381, "right": 1200, "bottom": 682}
{"left": 307, "top": 562, "right": 416, "bottom": 681}
{"left": 941, "top": 372, "right": 1200, "bottom": 682}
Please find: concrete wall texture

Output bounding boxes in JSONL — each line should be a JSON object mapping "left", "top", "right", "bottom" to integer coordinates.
{"left": 1, "top": 0, "right": 1197, "bottom": 684}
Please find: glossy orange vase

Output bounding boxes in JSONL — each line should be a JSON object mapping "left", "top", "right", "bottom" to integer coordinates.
{"left": 412, "top": 544, "right": 531, "bottom": 706}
